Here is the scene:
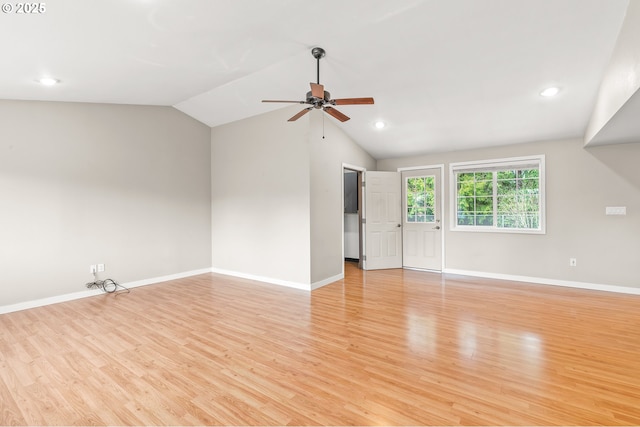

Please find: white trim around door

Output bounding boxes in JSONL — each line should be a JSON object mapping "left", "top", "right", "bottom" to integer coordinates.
{"left": 398, "top": 164, "right": 445, "bottom": 272}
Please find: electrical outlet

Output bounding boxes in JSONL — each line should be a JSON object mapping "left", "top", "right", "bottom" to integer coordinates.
{"left": 90, "top": 265, "right": 97, "bottom": 274}
{"left": 569, "top": 258, "right": 577, "bottom": 267}
{"left": 97, "top": 264, "right": 105, "bottom": 272}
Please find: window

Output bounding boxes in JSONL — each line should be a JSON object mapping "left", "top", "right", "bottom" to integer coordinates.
{"left": 406, "top": 176, "right": 435, "bottom": 223}
{"left": 450, "top": 155, "right": 545, "bottom": 233}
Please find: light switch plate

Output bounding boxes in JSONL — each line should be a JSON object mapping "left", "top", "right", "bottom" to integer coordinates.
{"left": 605, "top": 206, "right": 626, "bottom": 215}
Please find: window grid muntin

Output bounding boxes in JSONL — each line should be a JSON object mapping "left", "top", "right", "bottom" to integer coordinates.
{"left": 456, "top": 172, "right": 494, "bottom": 227}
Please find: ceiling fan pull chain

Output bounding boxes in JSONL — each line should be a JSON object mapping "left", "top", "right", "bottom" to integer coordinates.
{"left": 322, "top": 111, "right": 325, "bottom": 139}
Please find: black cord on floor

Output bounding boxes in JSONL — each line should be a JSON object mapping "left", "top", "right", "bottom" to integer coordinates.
{"left": 86, "top": 278, "right": 130, "bottom": 296}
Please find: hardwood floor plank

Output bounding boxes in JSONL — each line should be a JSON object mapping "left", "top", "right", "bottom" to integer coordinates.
{"left": 0, "top": 374, "right": 25, "bottom": 425}
{"left": 1, "top": 264, "right": 640, "bottom": 425}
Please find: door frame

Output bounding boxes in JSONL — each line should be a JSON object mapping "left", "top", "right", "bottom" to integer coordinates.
{"left": 342, "top": 163, "right": 366, "bottom": 274}
{"left": 397, "top": 164, "right": 446, "bottom": 272}
{"left": 340, "top": 163, "right": 445, "bottom": 275}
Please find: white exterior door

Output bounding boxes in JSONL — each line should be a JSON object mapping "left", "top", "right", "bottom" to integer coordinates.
{"left": 402, "top": 168, "right": 443, "bottom": 271}
{"left": 364, "top": 171, "right": 402, "bottom": 270}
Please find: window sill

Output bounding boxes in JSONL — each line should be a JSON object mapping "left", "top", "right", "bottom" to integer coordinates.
{"left": 450, "top": 226, "right": 546, "bottom": 235}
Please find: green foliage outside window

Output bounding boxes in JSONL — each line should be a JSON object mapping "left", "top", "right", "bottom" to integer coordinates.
{"left": 407, "top": 176, "right": 435, "bottom": 222}
{"left": 456, "top": 168, "right": 540, "bottom": 229}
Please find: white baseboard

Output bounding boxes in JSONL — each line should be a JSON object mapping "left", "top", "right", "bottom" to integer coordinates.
{"left": 0, "top": 288, "right": 105, "bottom": 315}
{"left": 209, "top": 268, "right": 343, "bottom": 292}
{"left": 0, "top": 268, "right": 213, "bottom": 315}
{"left": 1, "top": 267, "right": 345, "bottom": 315}
{"left": 9, "top": 266, "right": 630, "bottom": 315}
{"left": 123, "top": 268, "right": 212, "bottom": 289}
{"left": 311, "top": 273, "right": 344, "bottom": 290}
{"left": 209, "top": 268, "right": 344, "bottom": 292}
{"left": 210, "top": 267, "right": 311, "bottom": 291}
{"left": 444, "top": 268, "right": 640, "bottom": 295}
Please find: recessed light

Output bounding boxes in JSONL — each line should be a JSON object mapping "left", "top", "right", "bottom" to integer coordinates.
{"left": 38, "top": 77, "right": 59, "bottom": 86}
{"left": 375, "top": 121, "right": 385, "bottom": 129}
{"left": 540, "top": 87, "right": 560, "bottom": 97}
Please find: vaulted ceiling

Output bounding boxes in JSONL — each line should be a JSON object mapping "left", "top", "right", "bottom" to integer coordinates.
{"left": 0, "top": 0, "right": 632, "bottom": 159}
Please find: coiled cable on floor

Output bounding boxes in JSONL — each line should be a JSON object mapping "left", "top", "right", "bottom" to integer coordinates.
{"left": 86, "top": 278, "right": 130, "bottom": 296}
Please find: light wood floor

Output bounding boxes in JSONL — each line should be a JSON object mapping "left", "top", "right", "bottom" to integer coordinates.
{"left": 1, "top": 263, "right": 640, "bottom": 425}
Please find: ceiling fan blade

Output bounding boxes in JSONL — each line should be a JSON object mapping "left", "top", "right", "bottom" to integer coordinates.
{"left": 310, "top": 83, "right": 324, "bottom": 98}
{"left": 324, "top": 107, "right": 350, "bottom": 122}
{"left": 332, "top": 97, "right": 375, "bottom": 105}
{"left": 262, "top": 100, "right": 305, "bottom": 103}
{"left": 288, "top": 108, "right": 313, "bottom": 122}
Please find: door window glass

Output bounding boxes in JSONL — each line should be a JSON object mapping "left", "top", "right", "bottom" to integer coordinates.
{"left": 406, "top": 176, "right": 435, "bottom": 223}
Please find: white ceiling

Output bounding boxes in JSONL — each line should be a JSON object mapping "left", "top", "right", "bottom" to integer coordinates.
{"left": 0, "top": 0, "right": 630, "bottom": 159}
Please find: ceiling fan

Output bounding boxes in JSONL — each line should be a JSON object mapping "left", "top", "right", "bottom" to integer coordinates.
{"left": 262, "top": 47, "right": 374, "bottom": 122}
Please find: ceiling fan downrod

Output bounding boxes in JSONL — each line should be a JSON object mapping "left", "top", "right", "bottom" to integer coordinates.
{"left": 311, "top": 47, "right": 325, "bottom": 85}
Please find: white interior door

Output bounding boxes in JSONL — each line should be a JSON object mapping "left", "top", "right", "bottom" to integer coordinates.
{"left": 364, "top": 171, "right": 402, "bottom": 270}
{"left": 402, "top": 168, "right": 443, "bottom": 271}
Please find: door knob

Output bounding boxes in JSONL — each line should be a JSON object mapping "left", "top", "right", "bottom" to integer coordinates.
{"left": 433, "top": 226, "right": 441, "bottom": 230}
{"left": 397, "top": 224, "right": 402, "bottom": 227}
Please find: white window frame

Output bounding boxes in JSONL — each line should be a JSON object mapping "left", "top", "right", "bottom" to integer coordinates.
{"left": 449, "top": 155, "right": 546, "bottom": 234}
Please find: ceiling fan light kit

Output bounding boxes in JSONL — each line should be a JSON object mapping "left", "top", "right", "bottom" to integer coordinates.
{"left": 262, "top": 47, "right": 374, "bottom": 122}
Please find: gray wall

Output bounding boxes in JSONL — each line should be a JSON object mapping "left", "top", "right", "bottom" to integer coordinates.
{"left": 0, "top": 100, "right": 212, "bottom": 306}
{"left": 378, "top": 138, "right": 640, "bottom": 289}
{"left": 309, "top": 112, "right": 376, "bottom": 284}
{"left": 210, "top": 107, "right": 376, "bottom": 288}
{"left": 210, "top": 106, "right": 312, "bottom": 286}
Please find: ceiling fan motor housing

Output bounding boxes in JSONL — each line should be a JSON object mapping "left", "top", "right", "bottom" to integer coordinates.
{"left": 306, "top": 90, "right": 331, "bottom": 108}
